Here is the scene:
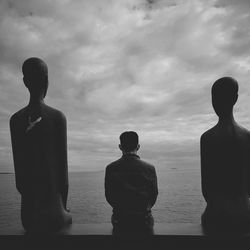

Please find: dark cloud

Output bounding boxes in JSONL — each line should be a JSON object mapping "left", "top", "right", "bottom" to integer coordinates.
{"left": 1, "top": 0, "right": 250, "bottom": 172}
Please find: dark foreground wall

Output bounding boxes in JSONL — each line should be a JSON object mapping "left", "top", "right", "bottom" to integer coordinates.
{"left": 1, "top": 223, "right": 250, "bottom": 250}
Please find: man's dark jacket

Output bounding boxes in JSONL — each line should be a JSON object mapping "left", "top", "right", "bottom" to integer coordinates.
{"left": 105, "top": 153, "right": 158, "bottom": 218}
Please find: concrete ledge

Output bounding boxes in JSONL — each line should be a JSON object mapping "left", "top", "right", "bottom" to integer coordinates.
{"left": 2, "top": 222, "right": 250, "bottom": 236}
{"left": 0, "top": 223, "right": 205, "bottom": 235}
{"left": 58, "top": 223, "right": 207, "bottom": 235}
{"left": 1, "top": 223, "right": 250, "bottom": 250}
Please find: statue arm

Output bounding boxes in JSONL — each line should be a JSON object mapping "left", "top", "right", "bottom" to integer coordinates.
{"left": 248, "top": 133, "right": 250, "bottom": 197}
{"left": 9, "top": 116, "right": 23, "bottom": 194}
{"left": 56, "top": 113, "right": 69, "bottom": 210}
{"left": 200, "top": 134, "right": 209, "bottom": 203}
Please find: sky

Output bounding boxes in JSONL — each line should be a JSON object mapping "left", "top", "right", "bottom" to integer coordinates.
{"left": 1, "top": 0, "right": 250, "bottom": 172}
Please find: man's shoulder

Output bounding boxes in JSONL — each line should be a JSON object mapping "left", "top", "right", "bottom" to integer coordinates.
{"left": 105, "top": 156, "right": 156, "bottom": 173}
{"left": 137, "top": 158, "right": 156, "bottom": 171}
{"left": 106, "top": 158, "right": 122, "bottom": 172}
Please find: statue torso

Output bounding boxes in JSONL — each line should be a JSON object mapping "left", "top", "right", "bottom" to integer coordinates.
{"left": 202, "top": 123, "right": 250, "bottom": 215}
{"left": 11, "top": 104, "right": 65, "bottom": 214}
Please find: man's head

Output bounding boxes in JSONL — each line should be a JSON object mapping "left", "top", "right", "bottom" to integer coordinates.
{"left": 119, "top": 131, "right": 140, "bottom": 153}
{"left": 22, "top": 57, "right": 48, "bottom": 98}
{"left": 211, "top": 77, "right": 238, "bottom": 118}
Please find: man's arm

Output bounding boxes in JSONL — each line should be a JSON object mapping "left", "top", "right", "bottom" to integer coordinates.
{"left": 56, "top": 112, "right": 69, "bottom": 210}
{"left": 104, "top": 167, "right": 117, "bottom": 208}
{"left": 149, "top": 167, "right": 158, "bottom": 207}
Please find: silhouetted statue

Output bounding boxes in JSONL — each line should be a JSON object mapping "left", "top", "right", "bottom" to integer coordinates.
{"left": 200, "top": 77, "right": 250, "bottom": 233}
{"left": 105, "top": 131, "right": 158, "bottom": 235}
{"left": 10, "top": 57, "right": 72, "bottom": 233}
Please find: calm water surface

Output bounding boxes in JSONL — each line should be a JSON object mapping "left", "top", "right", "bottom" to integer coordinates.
{"left": 0, "top": 169, "right": 205, "bottom": 232}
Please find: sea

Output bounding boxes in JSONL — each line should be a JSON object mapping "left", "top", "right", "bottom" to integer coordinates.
{"left": 0, "top": 168, "right": 206, "bottom": 232}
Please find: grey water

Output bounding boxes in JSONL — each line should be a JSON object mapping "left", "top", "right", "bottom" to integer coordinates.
{"left": 0, "top": 168, "right": 205, "bottom": 232}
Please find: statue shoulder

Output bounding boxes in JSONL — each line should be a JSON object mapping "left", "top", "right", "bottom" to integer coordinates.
{"left": 235, "top": 123, "right": 250, "bottom": 135}
{"left": 232, "top": 124, "right": 250, "bottom": 143}
{"left": 200, "top": 126, "right": 217, "bottom": 143}
{"left": 9, "top": 107, "right": 27, "bottom": 128}
{"left": 242, "top": 127, "right": 250, "bottom": 142}
{"left": 42, "top": 104, "right": 67, "bottom": 123}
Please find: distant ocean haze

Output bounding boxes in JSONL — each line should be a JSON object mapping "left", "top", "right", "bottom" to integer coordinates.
{"left": 0, "top": 168, "right": 205, "bottom": 232}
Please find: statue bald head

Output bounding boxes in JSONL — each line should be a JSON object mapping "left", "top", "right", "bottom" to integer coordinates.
{"left": 211, "top": 77, "right": 238, "bottom": 118}
{"left": 22, "top": 57, "right": 48, "bottom": 98}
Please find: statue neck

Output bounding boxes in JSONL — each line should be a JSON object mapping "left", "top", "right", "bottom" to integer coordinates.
{"left": 218, "top": 113, "right": 235, "bottom": 126}
{"left": 28, "top": 95, "right": 45, "bottom": 108}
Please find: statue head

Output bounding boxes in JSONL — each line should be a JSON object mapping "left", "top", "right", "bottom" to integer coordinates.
{"left": 22, "top": 57, "right": 48, "bottom": 99}
{"left": 211, "top": 77, "right": 238, "bottom": 118}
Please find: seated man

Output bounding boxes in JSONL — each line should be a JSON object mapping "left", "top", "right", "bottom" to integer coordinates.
{"left": 105, "top": 131, "right": 158, "bottom": 235}
{"left": 10, "top": 57, "right": 72, "bottom": 232}
{"left": 200, "top": 77, "right": 250, "bottom": 232}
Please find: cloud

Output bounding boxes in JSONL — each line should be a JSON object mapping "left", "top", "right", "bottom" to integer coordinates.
{"left": 1, "top": 0, "right": 250, "bottom": 172}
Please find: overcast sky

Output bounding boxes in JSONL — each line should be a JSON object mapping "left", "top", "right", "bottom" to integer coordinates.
{"left": 1, "top": 0, "right": 250, "bottom": 172}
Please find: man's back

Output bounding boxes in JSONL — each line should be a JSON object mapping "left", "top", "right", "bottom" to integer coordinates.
{"left": 105, "top": 153, "right": 158, "bottom": 215}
